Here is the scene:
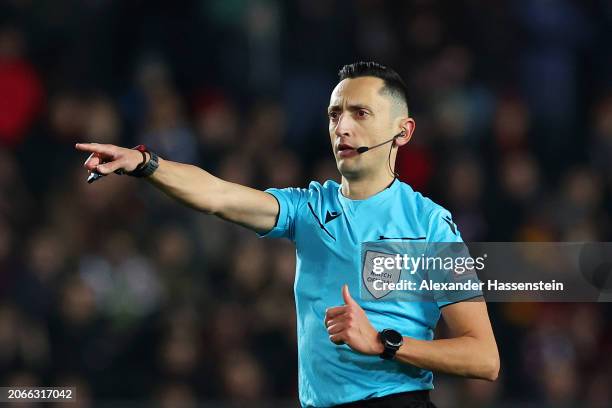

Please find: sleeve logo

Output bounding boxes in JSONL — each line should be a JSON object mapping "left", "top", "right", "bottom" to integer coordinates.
{"left": 442, "top": 215, "right": 457, "bottom": 235}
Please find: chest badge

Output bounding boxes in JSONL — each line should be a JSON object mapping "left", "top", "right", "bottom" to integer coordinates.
{"left": 362, "top": 250, "right": 402, "bottom": 299}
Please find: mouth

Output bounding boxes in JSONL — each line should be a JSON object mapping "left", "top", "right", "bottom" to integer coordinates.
{"left": 336, "top": 143, "right": 358, "bottom": 158}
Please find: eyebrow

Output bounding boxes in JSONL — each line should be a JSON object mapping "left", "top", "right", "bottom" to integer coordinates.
{"left": 327, "top": 103, "right": 374, "bottom": 113}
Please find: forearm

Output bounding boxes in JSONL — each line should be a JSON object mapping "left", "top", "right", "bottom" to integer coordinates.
{"left": 395, "top": 336, "right": 499, "bottom": 381}
{"left": 147, "top": 157, "right": 225, "bottom": 213}
{"left": 146, "top": 157, "right": 279, "bottom": 233}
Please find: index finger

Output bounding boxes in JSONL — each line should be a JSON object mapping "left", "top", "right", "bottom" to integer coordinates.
{"left": 75, "top": 143, "right": 114, "bottom": 155}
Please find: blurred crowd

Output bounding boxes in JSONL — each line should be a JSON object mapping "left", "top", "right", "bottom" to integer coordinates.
{"left": 1, "top": 1, "right": 612, "bottom": 407}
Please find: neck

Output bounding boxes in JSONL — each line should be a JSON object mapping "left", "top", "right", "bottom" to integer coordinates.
{"left": 340, "top": 171, "right": 396, "bottom": 200}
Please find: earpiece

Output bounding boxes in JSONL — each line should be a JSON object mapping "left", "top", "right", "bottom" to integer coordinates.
{"left": 357, "top": 130, "right": 406, "bottom": 154}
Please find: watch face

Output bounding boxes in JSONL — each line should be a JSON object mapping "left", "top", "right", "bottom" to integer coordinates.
{"left": 382, "top": 329, "right": 403, "bottom": 347}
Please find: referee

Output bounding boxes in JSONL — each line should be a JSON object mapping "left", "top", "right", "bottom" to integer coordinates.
{"left": 76, "top": 61, "right": 499, "bottom": 408}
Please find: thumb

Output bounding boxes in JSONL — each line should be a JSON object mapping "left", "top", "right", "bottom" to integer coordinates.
{"left": 342, "top": 284, "right": 355, "bottom": 305}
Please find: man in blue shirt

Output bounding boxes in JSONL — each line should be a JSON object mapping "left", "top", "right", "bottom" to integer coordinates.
{"left": 76, "top": 61, "right": 499, "bottom": 407}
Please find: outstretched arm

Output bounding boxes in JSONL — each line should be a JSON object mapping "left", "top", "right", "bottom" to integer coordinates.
{"left": 75, "top": 143, "right": 279, "bottom": 234}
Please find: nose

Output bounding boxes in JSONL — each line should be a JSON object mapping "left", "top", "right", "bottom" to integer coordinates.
{"left": 334, "top": 113, "right": 352, "bottom": 138}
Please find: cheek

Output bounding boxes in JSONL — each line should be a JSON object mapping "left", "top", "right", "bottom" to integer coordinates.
{"left": 371, "top": 124, "right": 394, "bottom": 144}
{"left": 329, "top": 119, "right": 339, "bottom": 134}
{"left": 329, "top": 127, "right": 336, "bottom": 145}
{"left": 368, "top": 119, "right": 386, "bottom": 133}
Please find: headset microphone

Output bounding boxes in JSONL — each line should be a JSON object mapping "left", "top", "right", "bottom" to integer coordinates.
{"left": 356, "top": 130, "right": 405, "bottom": 154}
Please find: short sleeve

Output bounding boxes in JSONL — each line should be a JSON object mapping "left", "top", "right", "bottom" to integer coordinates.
{"left": 426, "top": 208, "right": 483, "bottom": 308}
{"left": 257, "top": 187, "right": 308, "bottom": 241}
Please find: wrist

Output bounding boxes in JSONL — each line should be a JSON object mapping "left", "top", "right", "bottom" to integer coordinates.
{"left": 132, "top": 149, "right": 148, "bottom": 172}
{"left": 127, "top": 145, "right": 159, "bottom": 178}
{"left": 373, "top": 337, "right": 385, "bottom": 355}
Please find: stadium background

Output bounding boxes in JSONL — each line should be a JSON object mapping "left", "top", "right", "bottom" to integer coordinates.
{"left": 1, "top": 0, "right": 611, "bottom": 407}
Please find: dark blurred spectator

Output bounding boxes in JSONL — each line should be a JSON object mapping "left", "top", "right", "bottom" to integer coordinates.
{"left": 157, "top": 382, "right": 197, "bottom": 408}
{"left": 0, "top": 147, "right": 33, "bottom": 226}
{"left": 79, "top": 230, "right": 164, "bottom": 324}
{"left": 491, "top": 151, "right": 543, "bottom": 240}
{"left": 261, "top": 149, "right": 303, "bottom": 189}
{"left": 493, "top": 95, "right": 531, "bottom": 154}
{"left": 194, "top": 90, "right": 240, "bottom": 171}
{"left": 442, "top": 152, "right": 488, "bottom": 241}
{"left": 515, "top": 0, "right": 592, "bottom": 157}
{"left": 13, "top": 227, "right": 67, "bottom": 320}
{"left": 141, "top": 84, "right": 199, "bottom": 164}
{"left": 83, "top": 95, "right": 121, "bottom": 144}
{"left": 220, "top": 349, "right": 267, "bottom": 403}
{"left": 554, "top": 166, "right": 606, "bottom": 241}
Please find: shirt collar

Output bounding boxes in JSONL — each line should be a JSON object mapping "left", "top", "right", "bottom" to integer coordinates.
{"left": 337, "top": 177, "right": 400, "bottom": 212}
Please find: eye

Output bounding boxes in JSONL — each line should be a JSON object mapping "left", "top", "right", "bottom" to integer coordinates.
{"left": 356, "top": 109, "right": 369, "bottom": 118}
{"left": 328, "top": 111, "right": 339, "bottom": 120}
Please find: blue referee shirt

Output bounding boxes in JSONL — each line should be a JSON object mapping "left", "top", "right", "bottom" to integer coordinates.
{"left": 259, "top": 178, "right": 463, "bottom": 407}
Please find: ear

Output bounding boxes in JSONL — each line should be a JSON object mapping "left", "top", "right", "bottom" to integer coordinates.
{"left": 394, "top": 117, "right": 415, "bottom": 148}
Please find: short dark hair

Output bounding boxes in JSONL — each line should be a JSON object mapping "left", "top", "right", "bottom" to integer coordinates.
{"left": 338, "top": 61, "right": 409, "bottom": 114}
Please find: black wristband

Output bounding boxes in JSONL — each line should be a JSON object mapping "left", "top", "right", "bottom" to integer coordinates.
{"left": 128, "top": 150, "right": 159, "bottom": 178}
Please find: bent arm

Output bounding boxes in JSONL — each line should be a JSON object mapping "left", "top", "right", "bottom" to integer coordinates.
{"left": 395, "top": 300, "right": 499, "bottom": 381}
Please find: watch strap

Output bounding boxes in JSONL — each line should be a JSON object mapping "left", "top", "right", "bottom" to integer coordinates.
{"left": 126, "top": 145, "right": 159, "bottom": 178}
{"left": 380, "top": 346, "right": 398, "bottom": 360}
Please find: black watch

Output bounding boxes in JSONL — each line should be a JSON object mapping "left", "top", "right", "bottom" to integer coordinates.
{"left": 126, "top": 144, "right": 159, "bottom": 178}
{"left": 379, "top": 329, "right": 403, "bottom": 360}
